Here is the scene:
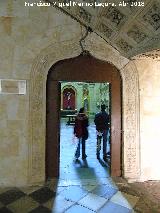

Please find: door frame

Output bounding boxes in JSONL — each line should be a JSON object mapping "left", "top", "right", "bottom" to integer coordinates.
{"left": 28, "top": 40, "right": 140, "bottom": 185}
{"left": 46, "top": 54, "right": 122, "bottom": 179}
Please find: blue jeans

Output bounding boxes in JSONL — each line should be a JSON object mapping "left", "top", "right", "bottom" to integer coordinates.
{"left": 96, "top": 130, "right": 108, "bottom": 157}
{"left": 75, "top": 137, "right": 86, "bottom": 158}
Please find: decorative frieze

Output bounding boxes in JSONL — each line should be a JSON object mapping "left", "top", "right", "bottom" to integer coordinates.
{"left": 76, "top": 7, "right": 92, "bottom": 23}
{"left": 143, "top": 2, "right": 160, "bottom": 31}
{"left": 103, "top": 6, "right": 126, "bottom": 26}
{"left": 116, "top": 39, "right": 133, "bottom": 52}
{"left": 105, "top": 7, "right": 125, "bottom": 26}
{"left": 127, "top": 25, "right": 147, "bottom": 43}
{"left": 98, "top": 23, "right": 113, "bottom": 38}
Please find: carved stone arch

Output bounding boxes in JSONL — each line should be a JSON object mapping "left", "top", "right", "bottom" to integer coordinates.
{"left": 28, "top": 36, "right": 140, "bottom": 184}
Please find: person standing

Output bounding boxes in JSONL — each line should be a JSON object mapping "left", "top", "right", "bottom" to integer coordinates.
{"left": 94, "top": 104, "right": 109, "bottom": 160}
{"left": 74, "top": 107, "right": 89, "bottom": 160}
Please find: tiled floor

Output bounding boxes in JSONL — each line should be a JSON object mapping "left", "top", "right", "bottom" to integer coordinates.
{"left": 0, "top": 119, "right": 142, "bottom": 212}
{"left": 0, "top": 180, "right": 138, "bottom": 213}
{"left": 60, "top": 119, "right": 111, "bottom": 181}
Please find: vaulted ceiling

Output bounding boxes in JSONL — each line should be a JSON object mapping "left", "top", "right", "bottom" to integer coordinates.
{"left": 47, "top": 0, "right": 160, "bottom": 59}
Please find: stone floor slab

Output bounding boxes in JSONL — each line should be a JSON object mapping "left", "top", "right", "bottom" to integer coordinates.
{"left": 28, "top": 206, "right": 51, "bottom": 213}
{"left": 44, "top": 194, "right": 74, "bottom": 213}
{"left": 0, "top": 201, "right": 4, "bottom": 208}
{"left": 7, "top": 196, "right": 39, "bottom": 213}
{"left": 20, "top": 186, "right": 43, "bottom": 195}
{"left": 0, "top": 207, "right": 13, "bottom": 213}
{"left": 121, "top": 192, "right": 139, "bottom": 208}
{"left": 98, "top": 201, "right": 132, "bottom": 213}
{"left": 65, "top": 204, "right": 95, "bottom": 213}
{"left": 59, "top": 185, "right": 88, "bottom": 202}
{"left": 29, "top": 187, "right": 55, "bottom": 204}
{"left": 110, "top": 191, "right": 135, "bottom": 209}
{"left": 0, "top": 188, "right": 25, "bottom": 205}
{"left": 91, "top": 184, "right": 118, "bottom": 199}
{"left": 78, "top": 192, "right": 108, "bottom": 211}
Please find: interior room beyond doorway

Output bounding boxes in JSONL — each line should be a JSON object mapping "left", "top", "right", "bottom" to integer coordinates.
{"left": 60, "top": 81, "right": 111, "bottom": 181}
{"left": 46, "top": 54, "right": 122, "bottom": 180}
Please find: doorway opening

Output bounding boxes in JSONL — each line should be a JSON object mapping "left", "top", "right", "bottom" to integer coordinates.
{"left": 46, "top": 54, "right": 122, "bottom": 181}
{"left": 59, "top": 81, "right": 111, "bottom": 181}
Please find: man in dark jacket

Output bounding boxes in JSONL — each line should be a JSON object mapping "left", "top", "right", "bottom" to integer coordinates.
{"left": 94, "top": 104, "right": 109, "bottom": 160}
{"left": 74, "top": 107, "right": 89, "bottom": 160}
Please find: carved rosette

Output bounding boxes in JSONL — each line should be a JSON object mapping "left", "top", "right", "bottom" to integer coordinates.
{"left": 29, "top": 35, "right": 140, "bottom": 184}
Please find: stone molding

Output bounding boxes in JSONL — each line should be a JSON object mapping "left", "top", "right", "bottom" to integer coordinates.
{"left": 29, "top": 34, "right": 140, "bottom": 184}
{"left": 121, "top": 61, "right": 140, "bottom": 179}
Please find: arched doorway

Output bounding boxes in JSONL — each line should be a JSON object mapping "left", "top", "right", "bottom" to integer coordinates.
{"left": 46, "top": 54, "right": 122, "bottom": 179}
{"left": 29, "top": 37, "right": 140, "bottom": 185}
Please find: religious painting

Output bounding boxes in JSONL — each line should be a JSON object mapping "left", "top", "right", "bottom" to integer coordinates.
{"left": 62, "top": 87, "right": 75, "bottom": 110}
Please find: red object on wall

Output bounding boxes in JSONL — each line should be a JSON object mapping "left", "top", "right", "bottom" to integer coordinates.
{"left": 63, "top": 88, "right": 75, "bottom": 110}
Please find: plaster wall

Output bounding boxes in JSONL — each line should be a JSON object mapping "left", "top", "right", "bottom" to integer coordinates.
{"left": 134, "top": 59, "right": 160, "bottom": 180}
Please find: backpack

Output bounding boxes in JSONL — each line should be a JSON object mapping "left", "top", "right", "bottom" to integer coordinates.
{"left": 74, "top": 114, "right": 88, "bottom": 139}
{"left": 95, "top": 112, "right": 109, "bottom": 131}
{"left": 74, "top": 118, "right": 83, "bottom": 138}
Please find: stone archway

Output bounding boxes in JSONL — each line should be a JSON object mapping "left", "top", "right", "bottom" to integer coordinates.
{"left": 28, "top": 34, "right": 140, "bottom": 184}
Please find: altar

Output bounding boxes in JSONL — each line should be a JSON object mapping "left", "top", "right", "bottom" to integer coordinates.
{"left": 60, "top": 109, "right": 77, "bottom": 117}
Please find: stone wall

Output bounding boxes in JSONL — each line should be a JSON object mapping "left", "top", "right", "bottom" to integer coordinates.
{"left": 134, "top": 59, "right": 160, "bottom": 181}
{"left": 0, "top": 0, "right": 83, "bottom": 186}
